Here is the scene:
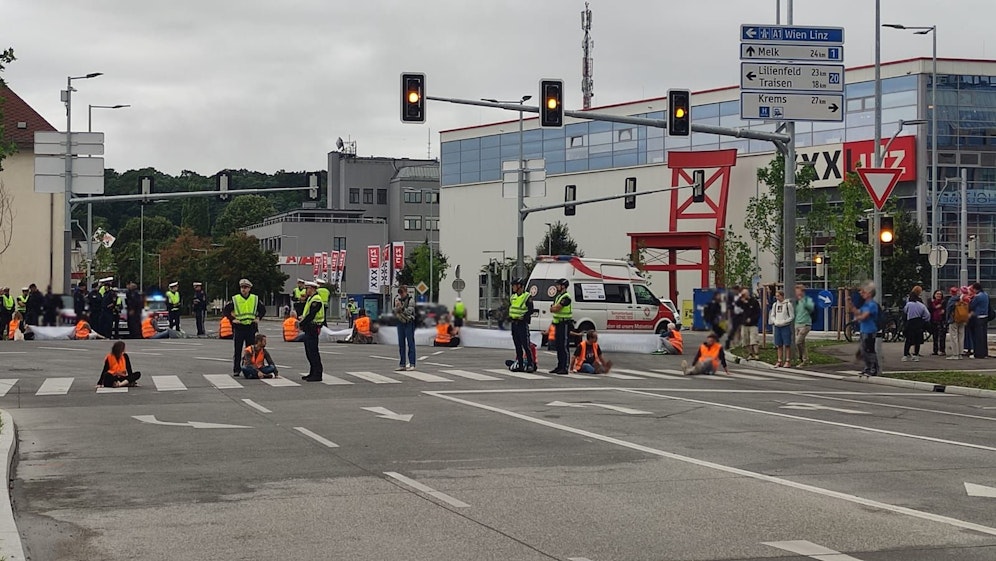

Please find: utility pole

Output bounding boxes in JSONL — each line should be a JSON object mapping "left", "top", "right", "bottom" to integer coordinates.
{"left": 782, "top": 0, "right": 797, "bottom": 295}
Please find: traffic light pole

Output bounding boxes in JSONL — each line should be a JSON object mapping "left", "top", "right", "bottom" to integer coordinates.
{"left": 69, "top": 184, "right": 316, "bottom": 205}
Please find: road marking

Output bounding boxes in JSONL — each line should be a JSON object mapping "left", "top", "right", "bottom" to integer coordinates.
{"left": 965, "top": 482, "right": 996, "bottom": 498}
{"left": 36, "top": 377, "right": 73, "bottom": 396}
{"left": 313, "top": 374, "right": 353, "bottom": 385}
{"left": 261, "top": 377, "right": 300, "bottom": 387}
{"left": 395, "top": 370, "right": 451, "bottom": 382}
{"left": 369, "top": 355, "right": 396, "bottom": 361}
{"left": 0, "top": 352, "right": 26, "bottom": 354}
{"left": 127, "top": 351, "right": 163, "bottom": 356}
{"left": 780, "top": 402, "right": 868, "bottom": 415}
{"left": 432, "top": 350, "right": 445, "bottom": 355}
{"left": 621, "top": 389, "right": 996, "bottom": 453}
{"left": 763, "top": 540, "right": 865, "bottom": 560}
{"left": 601, "top": 372, "right": 643, "bottom": 380}
{"left": 361, "top": 406, "right": 413, "bottom": 422}
{"left": 737, "top": 368, "right": 809, "bottom": 380}
{"left": 204, "top": 374, "right": 244, "bottom": 389}
{"left": 547, "top": 401, "right": 652, "bottom": 415}
{"left": 293, "top": 426, "right": 339, "bottom": 448}
{"left": 242, "top": 399, "right": 272, "bottom": 413}
{"left": 151, "top": 375, "right": 187, "bottom": 392}
{"left": 771, "top": 366, "right": 844, "bottom": 379}
{"left": 39, "top": 346, "right": 83, "bottom": 352}
{"left": 423, "top": 361, "right": 454, "bottom": 367}
{"left": 96, "top": 387, "right": 128, "bottom": 394}
{"left": 838, "top": 370, "right": 864, "bottom": 375}
{"left": 484, "top": 368, "right": 547, "bottom": 380}
{"left": 318, "top": 350, "right": 342, "bottom": 355}
{"left": 567, "top": 558, "right": 594, "bottom": 561}
{"left": 427, "top": 391, "right": 996, "bottom": 537}
{"left": 160, "top": 341, "right": 203, "bottom": 346}
{"left": 0, "top": 380, "right": 17, "bottom": 397}
{"left": 384, "top": 471, "right": 470, "bottom": 508}
{"left": 419, "top": 355, "right": 429, "bottom": 361}
{"left": 440, "top": 369, "right": 502, "bottom": 381}
{"left": 346, "top": 371, "right": 402, "bottom": 384}
{"left": 612, "top": 368, "right": 684, "bottom": 380}
{"left": 725, "top": 372, "right": 770, "bottom": 380}
{"left": 798, "top": 394, "right": 996, "bottom": 422}
{"left": 133, "top": 415, "right": 250, "bottom": 429}
{"left": 194, "top": 356, "right": 231, "bottom": 362}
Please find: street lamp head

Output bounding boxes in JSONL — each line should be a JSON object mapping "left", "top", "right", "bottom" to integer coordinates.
{"left": 882, "top": 23, "right": 907, "bottom": 29}
{"left": 521, "top": 95, "right": 532, "bottom": 102}
{"left": 111, "top": 104, "right": 130, "bottom": 109}
{"left": 901, "top": 119, "right": 928, "bottom": 126}
{"left": 915, "top": 28, "right": 933, "bottom": 35}
{"left": 84, "top": 72, "right": 103, "bottom": 79}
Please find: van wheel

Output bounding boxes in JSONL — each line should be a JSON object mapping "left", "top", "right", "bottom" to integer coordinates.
{"left": 655, "top": 323, "right": 667, "bottom": 335}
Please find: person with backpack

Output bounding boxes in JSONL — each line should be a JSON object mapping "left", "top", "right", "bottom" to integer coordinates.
{"left": 928, "top": 290, "right": 947, "bottom": 356}
{"left": 769, "top": 289, "right": 794, "bottom": 368}
{"left": 853, "top": 282, "right": 880, "bottom": 376}
{"left": 969, "top": 282, "right": 990, "bottom": 359}
{"left": 946, "top": 286, "right": 970, "bottom": 360}
{"left": 793, "top": 284, "right": 815, "bottom": 366}
{"left": 902, "top": 290, "right": 930, "bottom": 361}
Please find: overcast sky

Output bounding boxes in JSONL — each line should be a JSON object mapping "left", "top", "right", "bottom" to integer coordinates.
{"left": 4, "top": 0, "right": 994, "bottom": 175}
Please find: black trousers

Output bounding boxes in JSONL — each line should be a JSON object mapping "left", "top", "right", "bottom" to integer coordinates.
{"left": 232, "top": 323, "right": 257, "bottom": 373}
{"left": 0, "top": 313, "right": 10, "bottom": 340}
{"left": 169, "top": 309, "right": 181, "bottom": 330}
{"left": 972, "top": 317, "right": 989, "bottom": 359}
{"left": 127, "top": 313, "right": 142, "bottom": 339}
{"left": 511, "top": 320, "right": 532, "bottom": 366}
{"left": 554, "top": 321, "right": 570, "bottom": 370}
{"left": 99, "top": 370, "right": 141, "bottom": 387}
{"left": 195, "top": 309, "right": 206, "bottom": 335}
{"left": 304, "top": 326, "right": 323, "bottom": 377}
{"left": 294, "top": 302, "right": 305, "bottom": 317}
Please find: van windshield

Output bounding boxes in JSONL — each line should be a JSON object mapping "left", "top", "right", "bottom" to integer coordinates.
{"left": 633, "top": 284, "right": 660, "bottom": 306}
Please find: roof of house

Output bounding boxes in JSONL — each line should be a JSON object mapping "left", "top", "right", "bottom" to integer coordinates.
{"left": 1, "top": 85, "right": 56, "bottom": 150}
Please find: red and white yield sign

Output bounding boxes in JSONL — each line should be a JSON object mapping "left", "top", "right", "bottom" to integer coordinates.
{"left": 857, "top": 167, "right": 903, "bottom": 210}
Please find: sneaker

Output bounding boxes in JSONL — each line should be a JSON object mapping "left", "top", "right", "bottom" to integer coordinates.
{"left": 912, "top": 355, "right": 920, "bottom": 362}
{"left": 681, "top": 360, "right": 688, "bottom": 376}
{"left": 901, "top": 355, "right": 909, "bottom": 362}
{"left": 651, "top": 350, "right": 666, "bottom": 355}
{"left": 395, "top": 366, "right": 406, "bottom": 371}
{"left": 946, "top": 355, "right": 960, "bottom": 360}
{"left": 406, "top": 365, "right": 416, "bottom": 371}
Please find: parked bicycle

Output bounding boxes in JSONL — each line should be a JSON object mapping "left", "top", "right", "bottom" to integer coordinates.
{"left": 843, "top": 308, "right": 931, "bottom": 343}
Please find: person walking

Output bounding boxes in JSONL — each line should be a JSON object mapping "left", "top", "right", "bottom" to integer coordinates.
{"left": 902, "top": 290, "right": 930, "bottom": 361}
{"left": 703, "top": 292, "right": 726, "bottom": 340}
{"left": 223, "top": 279, "right": 266, "bottom": 376}
{"left": 72, "top": 284, "right": 86, "bottom": 320}
{"left": 0, "top": 287, "right": 14, "bottom": 340}
{"left": 969, "top": 282, "right": 990, "bottom": 359}
{"left": 25, "top": 284, "right": 43, "bottom": 326}
{"left": 853, "top": 282, "right": 881, "bottom": 376}
{"left": 393, "top": 285, "right": 417, "bottom": 371}
{"left": 125, "top": 282, "right": 143, "bottom": 339}
{"left": 507, "top": 277, "right": 536, "bottom": 372}
{"left": 166, "top": 282, "right": 181, "bottom": 331}
{"left": 299, "top": 281, "right": 325, "bottom": 381}
{"left": 192, "top": 282, "right": 207, "bottom": 337}
{"left": 793, "top": 284, "right": 815, "bottom": 366}
{"left": 726, "top": 286, "right": 744, "bottom": 350}
{"left": 769, "top": 289, "right": 794, "bottom": 368}
{"left": 549, "top": 278, "right": 573, "bottom": 375}
{"left": 928, "top": 289, "right": 948, "bottom": 356}
{"left": 946, "top": 286, "right": 970, "bottom": 360}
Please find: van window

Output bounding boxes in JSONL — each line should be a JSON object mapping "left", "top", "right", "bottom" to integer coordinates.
{"left": 603, "top": 283, "right": 632, "bottom": 304}
{"left": 633, "top": 284, "right": 660, "bottom": 306}
{"left": 529, "top": 279, "right": 560, "bottom": 302}
{"left": 574, "top": 283, "right": 607, "bottom": 302}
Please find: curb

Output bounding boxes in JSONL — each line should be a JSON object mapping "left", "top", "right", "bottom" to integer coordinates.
{"left": 0, "top": 410, "right": 24, "bottom": 561}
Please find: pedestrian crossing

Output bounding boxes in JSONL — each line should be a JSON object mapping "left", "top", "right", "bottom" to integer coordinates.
{"left": 0, "top": 366, "right": 832, "bottom": 397}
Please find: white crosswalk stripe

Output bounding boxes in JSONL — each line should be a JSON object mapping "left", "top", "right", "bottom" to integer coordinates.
{"left": 346, "top": 371, "right": 402, "bottom": 384}
{"left": 36, "top": 377, "right": 74, "bottom": 396}
{"left": 261, "top": 377, "right": 300, "bottom": 387}
{"left": 484, "top": 368, "right": 548, "bottom": 380}
{"left": 316, "top": 374, "right": 354, "bottom": 385}
{"left": 614, "top": 368, "right": 685, "bottom": 380}
{"left": 204, "top": 374, "right": 243, "bottom": 389}
{"left": 440, "top": 369, "right": 502, "bottom": 381}
{"left": 0, "top": 379, "right": 17, "bottom": 397}
{"left": 96, "top": 386, "right": 128, "bottom": 394}
{"left": 394, "top": 370, "right": 452, "bottom": 382}
{"left": 735, "top": 368, "right": 810, "bottom": 380}
{"left": 152, "top": 375, "right": 187, "bottom": 391}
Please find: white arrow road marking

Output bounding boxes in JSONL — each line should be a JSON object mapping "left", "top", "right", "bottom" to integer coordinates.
{"left": 780, "top": 402, "right": 869, "bottom": 415}
{"left": 965, "top": 482, "right": 996, "bottom": 498}
{"left": 242, "top": 399, "right": 271, "bottom": 413}
{"left": 547, "top": 401, "right": 652, "bottom": 415}
{"left": 384, "top": 472, "right": 470, "bottom": 508}
{"left": 361, "top": 406, "right": 414, "bottom": 422}
{"left": 132, "top": 415, "right": 250, "bottom": 429}
{"left": 764, "top": 540, "right": 866, "bottom": 560}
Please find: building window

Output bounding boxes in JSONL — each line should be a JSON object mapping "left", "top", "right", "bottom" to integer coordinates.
{"left": 425, "top": 191, "right": 439, "bottom": 204}
{"left": 363, "top": 188, "right": 374, "bottom": 204}
{"left": 333, "top": 237, "right": 346, "bottom": 251}
{"left": 404, "top": 215, "right": 422, "bottom": 230}
{"left": 349, "top": 188, "right": 360, "bottom": 204}
{"left": 377, "top": 189, "right": 387, "bottom": 205}
{"left": 425, "top": 218, "right": 439, "bottom": 231}
{"left": 403, "top": 190, "right": 422, "bottom": 204}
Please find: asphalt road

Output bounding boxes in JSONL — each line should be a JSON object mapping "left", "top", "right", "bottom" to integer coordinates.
{"left": 3, "top": 323, "right": 996, "bottom": 561}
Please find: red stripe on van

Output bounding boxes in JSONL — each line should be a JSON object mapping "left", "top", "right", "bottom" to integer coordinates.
{"left": 569, "top": 257, "right": 630, "bottom": 281}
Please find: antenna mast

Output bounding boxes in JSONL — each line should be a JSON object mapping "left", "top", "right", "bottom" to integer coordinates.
{"left": 581, "top": 2, "right": 594, "bottom": 109}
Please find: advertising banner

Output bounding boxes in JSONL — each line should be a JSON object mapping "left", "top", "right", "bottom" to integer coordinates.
{"left": 367, "top": 246, "right": 380, "bottom": 293}
{"left": 392, "top": 242, "right": 405, "bottom": 285}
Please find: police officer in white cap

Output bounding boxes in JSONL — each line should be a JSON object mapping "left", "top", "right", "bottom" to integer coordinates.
{"left": 166, "top": 281, "right": 181, "bottom": 331}
{"left": 222, "top": 279, "right": 266, "bottom": 376}
{"left": 298, "top": 280, "right": 325, "bottom": 381}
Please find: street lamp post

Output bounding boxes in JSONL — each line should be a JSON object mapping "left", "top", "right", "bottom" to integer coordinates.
{"left": 149, "top": 253, "right": 162, "bottom": 290}
{"left": 544, "top": 222, "right": 553, "bottom": 255}
{"left": 62, "top": 72, "right": 102, "bottom": 293}
{"left": 482, "top": 95, "right": 531, "bottom": 279}
{"left": 483, "top": 249, "right": 507, "bottom": 328}
{"left": 86, "top": 104, "right": 130, "bottom": 288}
{"left": 884, "top": 23, "right": 937, "bottom": 290}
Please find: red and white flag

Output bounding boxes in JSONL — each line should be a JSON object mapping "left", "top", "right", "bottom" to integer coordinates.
{"left": 313, "top": 252, "right": 322, "bottom": 278}
{"left": 336, "top": 250, "right": 347, "bottom": 285}
{"left": 380, "top": 244, "right": 390, "bottom": 290}
{"left": 392, "top": 242, "right": 405, "bottom": 285}
{"left": 367, "top": 246, "right": 380, "bottom": 293}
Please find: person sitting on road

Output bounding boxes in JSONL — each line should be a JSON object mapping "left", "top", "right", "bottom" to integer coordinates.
{"left": 241, "top": 333, "right": 278, "bottom": 379}
{"left": 682, "top": 332, "right": 729, "bottom": 376}
{"left": 74, "top": 314, "right": 106, "bottom": 340}
{"left": 218, "top": 315, "right": 233, "bottom": 340}
{"left": 8, "top": 311, "right": 33, "bottom": 341}
{"left": 283, "top": 311, "right": 306, "bottom": 342}
{"left": 571, "top": 330, "right": 612, "bottom": 374}
{"left": 348, "top": 309, "right": 376, "bottom": 344}
{"left": 433, "top": 313, "right": 461, "bottom": 347}
{"left": 98, "top": 340, "right": 141, "bottom": 388}
{"left": 142, "top": 314, "right": 183, "bottom": 339}
{"left": 656, "top": 322, "right": 683, "bottom": 355}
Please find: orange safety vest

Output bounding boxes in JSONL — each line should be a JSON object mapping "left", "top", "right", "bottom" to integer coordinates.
{"left": 669, "top": 329, "right": 684, "bottom": 354}
{"left": 282, "top": 317, "right": 299, "bottom": 341}
{"left": 698, "top": 342, "right": 721, "bottom": 369}
{"left": 354, "top": 316, "right": 372, "bottom": 337}
{"left": 572, "top": 340, "right": 600, "bottom": 371}
{"left": 142, "top": 317, "right": 157, "bottom": 339}
{"left": 105, "top": 353, "right": 127, "bottom": 376}
{"left": 547, "top": 324, "right": 556, "bottom": 341}
{"left": 75, "top": 320, "right": 90, "bottom": 340}
{"left": 435, "top": 322, "right": 451, "bottom": 344}
{"left": 8, "top": 319, "right": 17, "bottom": 340}
{"left": 219, "top": 316, "right": 233, "bottom": 338}
{"left": 244, "top": 346, "right": 265, "bottom": 368}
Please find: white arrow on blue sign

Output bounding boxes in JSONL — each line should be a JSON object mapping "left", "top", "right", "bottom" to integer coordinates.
{"left": 741, "top": 24, "right": 844, "bottom": 45}
{"left": 741, "top": 43, "right": 843, "bottom": 63}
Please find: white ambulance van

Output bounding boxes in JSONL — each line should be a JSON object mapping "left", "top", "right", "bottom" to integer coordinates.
{"left": 526, "top": 256, "right": 677, "bottom": 335}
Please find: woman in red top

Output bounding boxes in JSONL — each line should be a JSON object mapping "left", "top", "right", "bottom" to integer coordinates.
{"left": 98, "top": 341, "right": 142, "bottom": 388}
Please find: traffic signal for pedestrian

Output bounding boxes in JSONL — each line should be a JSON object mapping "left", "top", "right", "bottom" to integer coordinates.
{"left": 880, "top": 215, "right": 895, "bottom": 257}
{"left": 540, "top": 79, "right": 564, "bottom": 128}
{"left": 400, "top": 73, "right": 425, "bottom": 123}
{"left": 814, "top": 253, "right": 825, "bottom": 278}
{"left": 855, "top": 218, "right": 869, "bottom": 244}
{"left": 564, "top": 184, "right": 576, "bottom": 216}
{"left": 667, "top": 89, "right": 691, "bottom": 137}
{"left": 624, "top": 177, "right": 636, "bottom": 210}
{"left": 692, "top": 170, "right": 705, "bottom": 203}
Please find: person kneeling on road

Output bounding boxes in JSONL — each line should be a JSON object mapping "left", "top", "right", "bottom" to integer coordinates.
{"left": 241, "top": 334, "right": 278, "bottom": 379}
{"left": 98, "top": 340, "right": 141, "bottom": 388}
{"left": 571, "top": 330, "right": 612, "bottom": 374}
{"left": 75, "top": 314, "right": 106, "bottom": 340}
{"left": 682, "top": 333, "right": 729, "bottom": 376}
{"left": 655, "top": 322, "right": 683, "bottom": 355}
{"left": 433, "top": 313, "right": 461, "bottom": 347}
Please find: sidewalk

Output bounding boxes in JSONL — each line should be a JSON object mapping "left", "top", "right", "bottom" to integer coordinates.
{"left": 809, "top": 335, "right": 996, "bottom": 375}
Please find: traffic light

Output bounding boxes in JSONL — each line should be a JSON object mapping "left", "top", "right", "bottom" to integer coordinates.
{"left": 692, "top": 169, "right": 705, "bottom": 203}
{"left": 564, "top": 184, "right": 576, "bottom": 216}
{"left": 624, "top": 177, "right": 636, "bottom": 210}
{"left": 217, "top": 171, "right": 231, "bottom": 200}
{"left": 855, "top": 218, "right": 869, "bottom": 244}
{"left": 400, "top": 73, "right": 425, "bottom": 123}
{"left": 880, "top": 215, "right": 895, "bottom": 257}
{"left": 814, "top": 253, "right": 825, "bottom": 278}
{"left": 667, "top": 89, "right": 691, "bottom": 137}
{"left": 140, "top": 175, "right": 154, "bottom": 204}
{"left": 307, "top": 173, "right": 320, "bottom": 200}
{"left": 540, "top": 79, "right": 564, "bottom": 128}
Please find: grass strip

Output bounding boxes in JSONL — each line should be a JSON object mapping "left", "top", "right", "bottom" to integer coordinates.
{"left": 884, "top": 370, "right": 996, "bottom": 391}
{"left": 729, "top": 339, "right": 846, "bottom": 365}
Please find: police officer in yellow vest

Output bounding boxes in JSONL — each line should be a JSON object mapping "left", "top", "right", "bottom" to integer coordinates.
{"left": 346, "top": 298, "right": 358, "bottom": 328}
{"left": 223, "top": 278, "right": 266, "bottom": 376}
{"left": 299, "top": 281, "right": 325, "bottom": 381}
{"left": 292, "top": 279, "right": 307, "bottom": 317}
{"left": 166, "top": 282, "right": 181, "bottom": 330}
{"left": 15, "top": 288, "right": 27, "bottom": 315}
{"left": 508, "top": 278, "right": 536, "bottom": 372}
{"left": 549, "top": 278, "right": 573, "bottom": 374}
{"left": 315, "top": 278, "right": 331, "bottom": 324}
{"left": 0, "top": 287, "right": 13, "bottom": 341}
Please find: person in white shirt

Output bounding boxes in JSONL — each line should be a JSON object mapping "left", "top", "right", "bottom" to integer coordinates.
{"left": 769, "top": 289, "right": 794, "bottom": 368}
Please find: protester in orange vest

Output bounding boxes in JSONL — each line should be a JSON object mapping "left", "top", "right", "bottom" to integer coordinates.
{"left": 219, "top": 316, "right": 233, "bottom": 339}
{"left": 346, "top": 309, "right": 376, "bottom": 344}
{"left": 98, "top": 340, "right": 141, "bottom": 388}
{"left": 546, "top": 323, "right": 556, "bottom": 351}
{"left": 433, "top": 313, "right": 460, "bottom": 347}
{"left": 74, "top": 314, "right": 106, "bottom": 340}
{"left": 142, "top": 315, "right": 182, "bottom": 339}
{"left": 241, "top": 333, "right": 277, "bottom": 379}
{"left": 682, "top": 332, "right": 729, "bottom": 376}
{"left": 8, "top": 311, "right": 32, "bottom": 341}
{"left": 283, "top": 311, "right": 305, "bottom": 342}
{"left": 656, "top": 322, "right": 683, "bottom": 355}
{"left": 571, "top": 330, "right": 612, "bottom": 374}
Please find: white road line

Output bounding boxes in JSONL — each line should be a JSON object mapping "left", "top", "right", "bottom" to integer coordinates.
{"left": 799, "top": 393, "right": 996, "bottom": 422}
{"left": 260, "top": 377, "right": 300, "bottom": 387}
{"left": 194, "top": 356, "right": 231, "bottom": 362}
{"left": 0, "top": 379, "right": 17, "bottom": 397}
{"left": 160, "top": 341, "right": 203, "bottom": 346}
{"left": 152, "top": 375, "right": 187, "bottom": 391}
{"left": 432, "top": 387, "right": 951, "bottom": 396}
{"left": 763, "top": 540, "right": 865, "bottom": 560}
{"left": 204, "top": 374, "right": 244, "bottom": 389}
{"left": 127, "top": 351, "right": 163, "bottom": 356}
{"left": 427, "top": 391, "right": 996, "bottom": 537}
{"left": 440, "top": 369, "right": 502, "bottom": 381}
{"left": 621, "top": 389, "right": 996, "bottom": 453}
{"left": 310, "top": 374, "right": 353, "bottom": 385}
{"left": 600, "top": 368, "right": 652, "bottom": 379}
{"left": 423, "top": 362, "right": 455, "bottom": 367}
{"left": 0, "top": 352, "right": 26, "bottom": 354}
{"left": 96, "top": 386, "right": 128, "bottom": 394}
{"left": 773, "top": 367, "right": 844, "bottom": 380}
{"left": 36, "top": 377, "right": 74, "bottom": 396}
{"left": 38, "top": 346, "right": 82, "bottom": 352}
{"left": 602, "top": 372, "right": 643, "bottom": 380}
{"left": 567, "top": 558, "right": 594, "bottom": 561}
{"left": 384, "top": 471, "right": 470, "bottom": 508}
{"left": 346, "top": 371, "right": 402, "bottom": 384}
{"left": 654, "top": 368, "right": 693, "bottom": 377}
{"left": 725, "top": 372, "right": 770, "bottom": 381}
{"left": 294, "top": 427, "right": 339, "bottom": 448}
{"left": 242, "top": 399, "right": 271, "bottom": 413}
{"left": 737, "top": 368, "right": 809, "bottom": 380}
{"left": 369, "top": 355, "right": 396, "bottom": 361}
{"left": 613, "top": 368, "right": 684, "bottom": 380}
{"left": 318, "top": 350, "right": 342, "bottom": 355}
{"left": 432, "top": 350, "right": 445, "bottom": 355}
{"left": 394, "top": 370, "right": 451, "bottom": 382}
{"left": 484, "top": 368, "right": 548, "bottom": 380}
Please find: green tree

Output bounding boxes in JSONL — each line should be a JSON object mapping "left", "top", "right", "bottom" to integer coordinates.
{"left": 212, "top": 195, "right": 277, "bottom": 238}
{"left": 716, "top": 225, "right": 758, "bottom": 289}
{"left": 208, "top": 233, "right": 288, "bottom": 302}
{"left": 535, "top": 221, "right": 584, "bottom": 257}
{"left": 0, "top": 48, "right": 17, "bottom": 257}
{"left": 881, "top": 206, "right": 928, "bottom": 307}
{"left": 0, "top": 47, "right": 16, "bottom": 169}
{"left": 396, "top": 242, "right": 449, "bottom": 301}
{"left": 821, "top": 171, "right": 874, "bottom": 289}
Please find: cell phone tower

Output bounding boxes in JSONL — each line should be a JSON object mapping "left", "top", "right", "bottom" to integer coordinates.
{"left": 581, "top": 1, "right": 594, "bottom": 109}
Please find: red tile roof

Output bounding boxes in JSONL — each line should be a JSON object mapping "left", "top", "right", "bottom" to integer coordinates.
{"left": 1, "top": 85, "right": 56, "bottom": 150}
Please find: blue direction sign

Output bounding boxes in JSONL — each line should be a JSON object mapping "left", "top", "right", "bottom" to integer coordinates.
{"left": 817, "top": 290, "right": 835, "bottom": 309}
{"left": 741, "top": 43, "right": 843, "bottom": 62}
{"left": 741, "top": 24, "right": 844, "bottom": 45}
